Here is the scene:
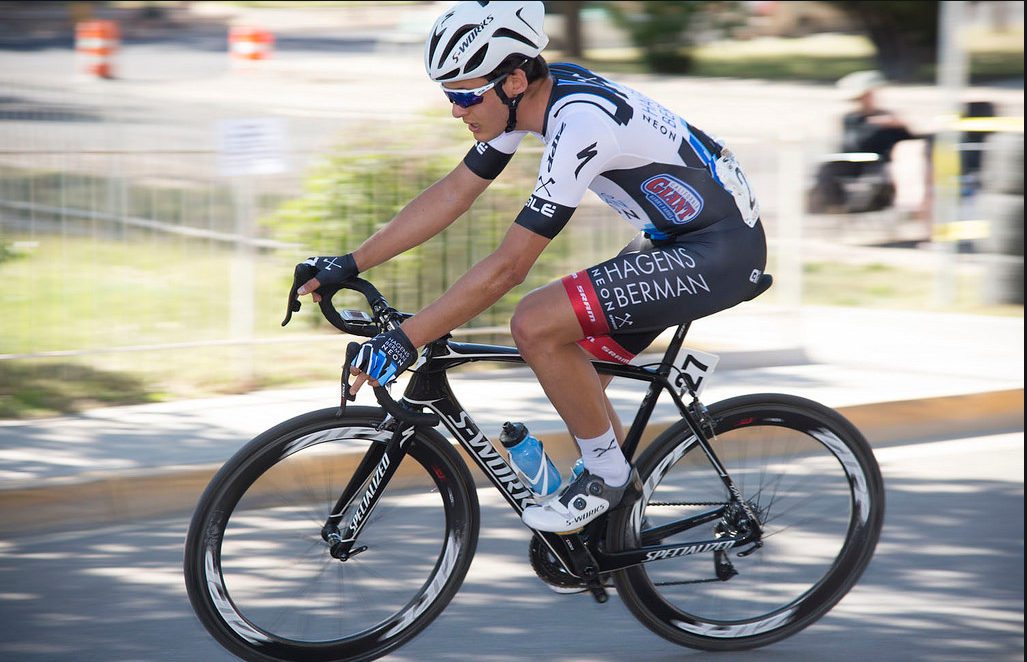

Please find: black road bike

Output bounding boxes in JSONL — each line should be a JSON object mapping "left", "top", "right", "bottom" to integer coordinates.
{"left": 184, "top": 273, "right": 885, "bottom": 662}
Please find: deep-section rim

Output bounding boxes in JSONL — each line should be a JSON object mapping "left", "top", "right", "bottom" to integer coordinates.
{"left": 184, "top": 407, "right": 479, "bottom": 662}
{"left": 607, "top": 393, "right": 885, "bottom": 651}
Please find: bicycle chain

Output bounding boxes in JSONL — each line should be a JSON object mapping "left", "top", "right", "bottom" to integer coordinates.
{"left": 648, "top": 501, "right": 729, "bottom": 507}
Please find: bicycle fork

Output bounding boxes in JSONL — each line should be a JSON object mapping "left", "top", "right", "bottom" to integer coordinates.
{"left": 320, "top": 421, "right": 416, "bottom": 561}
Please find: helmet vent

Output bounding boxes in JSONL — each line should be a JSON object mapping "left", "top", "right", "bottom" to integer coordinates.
{"left": 494, "top": 27, "right": 537, "bottom": 50}
{"left": 462, "top": 44, "right": 489, "bottom": 77}
{"left": 427, "top": 30, "right": 445, "bottom": 67}
{"left": 436, "top": 67, "right": 461, "bottom": 82}
{"left": 442, "top": 25, "right": 476, "bottom": 67}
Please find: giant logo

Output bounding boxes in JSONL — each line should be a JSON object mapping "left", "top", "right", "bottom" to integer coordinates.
{"left": 642, "top": 175, "right": 703, "bottom": 225}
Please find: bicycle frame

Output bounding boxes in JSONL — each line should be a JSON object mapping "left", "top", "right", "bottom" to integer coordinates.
{"left": 323, "top": 321, "right": 764, "bottom": 585}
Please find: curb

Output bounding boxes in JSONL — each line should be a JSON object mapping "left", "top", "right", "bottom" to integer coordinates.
{"left": 0, "top": 389, "right": 1021, "bottom": 536}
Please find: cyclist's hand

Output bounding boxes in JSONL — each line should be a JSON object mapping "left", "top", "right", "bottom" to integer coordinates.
{"left": 296, "top": 254, "right": 358, "bottom": 302}
{"left": 350, "top": 328, "right": 417, "bottom": 392}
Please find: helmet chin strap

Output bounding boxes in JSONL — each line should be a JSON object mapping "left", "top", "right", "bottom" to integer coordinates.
{"left": 493, "top": 84, "right": 524, "bottom": 133}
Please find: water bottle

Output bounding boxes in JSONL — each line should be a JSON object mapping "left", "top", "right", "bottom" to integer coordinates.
{"left": 571, "top": 457, "right": 584, "bottom": 481}
{"left": 500, "top": 422, "right": 562, "bottom": 497}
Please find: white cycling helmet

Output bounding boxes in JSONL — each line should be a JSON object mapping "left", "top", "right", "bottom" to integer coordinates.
{"left": 424, "top": 1, "right": 549, "bottom": 83}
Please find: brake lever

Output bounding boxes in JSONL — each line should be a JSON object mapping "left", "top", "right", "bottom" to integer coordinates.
{"left": 340, "top": 342, "right": 439, "bottom": 427}
{"left": 337, "top": 342, "right": 361, "bottom": 417}
{"left": 282, "top": 263, "right": 318, "bottom": 327}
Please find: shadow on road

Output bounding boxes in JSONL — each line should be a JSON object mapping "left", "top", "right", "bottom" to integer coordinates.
{"left": 0, "top": 457, "right": 1022, "bottom": 662}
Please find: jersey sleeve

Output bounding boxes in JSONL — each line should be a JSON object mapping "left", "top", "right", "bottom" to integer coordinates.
{"left": 462, "top": 131, "right": 527, "bottom": 180}
{"left": 514, "top": 110, "right": 616, "bottom": 239}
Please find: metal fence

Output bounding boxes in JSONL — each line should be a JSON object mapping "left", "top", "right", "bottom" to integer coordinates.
{"left": 0, "top": 76, "right": 893, "bottom": 397}
{"left": 0, "top": 78, "right": 683, "bottom": 394}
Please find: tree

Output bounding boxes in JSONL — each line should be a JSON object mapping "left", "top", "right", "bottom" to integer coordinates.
{"left": 549, "top": 1, "right": 585, "bottom": 58}
{"left": 826, "top": 1, "right": 940, "bottom": 81}
{"left": 606, "top": 1, "right": 716, "bottom": 73}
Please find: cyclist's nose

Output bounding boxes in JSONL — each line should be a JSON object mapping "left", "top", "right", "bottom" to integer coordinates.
{"left": 451, "top": 103, "right": 469, "bottom": 119}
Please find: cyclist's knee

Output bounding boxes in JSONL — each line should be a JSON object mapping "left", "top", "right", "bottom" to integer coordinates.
{"left": 510, "top": 294, "right": 544, "bottom": 350}
{"left": 511, "top": 287, "right": 584, "bottom": 354}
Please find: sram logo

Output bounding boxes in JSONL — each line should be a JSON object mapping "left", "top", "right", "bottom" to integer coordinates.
{"left": 644, "top": 540, "right": 734, "bottom": 562}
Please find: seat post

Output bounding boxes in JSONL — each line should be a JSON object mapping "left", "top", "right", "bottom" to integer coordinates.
{"left": 657, "top": 322, "right": 691, "bottom": 376}
{"left": 620, "top": 322, "right": 691, "bottom": 461}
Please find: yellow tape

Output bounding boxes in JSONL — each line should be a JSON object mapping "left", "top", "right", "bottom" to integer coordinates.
{"left": 932, "top": 219, "right": 991, "bottom": 242}
{"left": 949, "top": 116, "right": 1024, "bottom": 133}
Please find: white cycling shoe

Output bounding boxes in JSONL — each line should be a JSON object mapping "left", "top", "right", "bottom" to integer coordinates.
{"left": 522, "top": 468, "right": 641, "bottom": 533}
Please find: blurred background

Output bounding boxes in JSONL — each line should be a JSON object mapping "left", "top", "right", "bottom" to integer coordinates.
{"left": 0, "top": 0, "right": 1023, "bottom": 418}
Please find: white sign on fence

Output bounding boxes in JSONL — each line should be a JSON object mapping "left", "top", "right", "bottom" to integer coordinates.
{"left": 216, "top": 118, "right": 288, "bottom": 177}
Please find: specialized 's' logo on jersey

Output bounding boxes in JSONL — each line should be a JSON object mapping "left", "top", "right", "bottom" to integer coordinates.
{"left": 575, "top": 142, "right": 598, "bottom": 178}
{"left": 642, "top": 175, "right": 704, "bottom": 225}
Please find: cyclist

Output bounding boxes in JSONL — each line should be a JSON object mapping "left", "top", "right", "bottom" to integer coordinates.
{"left": 296, "top": 1, "right": 767, "bottom": 533}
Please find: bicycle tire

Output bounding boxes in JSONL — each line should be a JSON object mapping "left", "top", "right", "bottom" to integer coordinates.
{"left": 607, "top": 393, "right": 885, "bottom": 651}
{"left": 184, "top": 406, "right": 479, "bottom": 662}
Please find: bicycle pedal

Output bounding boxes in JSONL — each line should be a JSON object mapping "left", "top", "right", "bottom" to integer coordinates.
{"left": 588, "top": 583, "right": 609, "bottom": 604}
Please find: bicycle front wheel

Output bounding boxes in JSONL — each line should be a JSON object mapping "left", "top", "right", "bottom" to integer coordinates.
{"left": 608, "top": 393, "right": 885, "bottom": 651}
{"left": 184, "top": 407, "right": 479, "bottom": 662}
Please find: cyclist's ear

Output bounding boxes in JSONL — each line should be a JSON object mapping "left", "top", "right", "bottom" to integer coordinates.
{"left": 505, "top": 68, "right": 529, "bottom": 96}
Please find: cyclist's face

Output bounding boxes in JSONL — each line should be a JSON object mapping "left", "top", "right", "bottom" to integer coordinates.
{"left": 444, "top": 76, "right": 507, "bottom": 142}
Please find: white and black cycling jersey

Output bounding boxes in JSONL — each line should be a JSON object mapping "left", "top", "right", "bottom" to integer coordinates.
{"left": 463, "top": 63, "right": 760, "bottom": 241}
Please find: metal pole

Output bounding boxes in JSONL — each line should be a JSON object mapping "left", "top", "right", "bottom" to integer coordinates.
{"left": 777, "top": 138, "right": 804, "bottom": 310}
{"left": 932, "top": 0, "right": 967, "bottom": 306}
{"left": 230, "top": 177, "right": 256, "bottom": 386}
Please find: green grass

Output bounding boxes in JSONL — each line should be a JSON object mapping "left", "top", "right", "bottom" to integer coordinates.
{"left": 1, "top": 233, "right": 1020, "bottom": 419}
{"left": 0, "top": 362, "right": 158, "bottom": 419}
{"left": 799, "top": 260, "right": 1020, "bottom": 315}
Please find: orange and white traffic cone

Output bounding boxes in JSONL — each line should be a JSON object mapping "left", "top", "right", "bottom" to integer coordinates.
{"left": 76, "top": 20, "right": 119, "bottom": 79}
{"left": 229, "top": 26, "right": 274, "bottom": 68}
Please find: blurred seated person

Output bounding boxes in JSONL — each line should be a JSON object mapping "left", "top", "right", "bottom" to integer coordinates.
{"left": 809, "top": 71, "right": 917, "bottom": 213}
{"left": 839, "top": 70, "right": 915, "bottom": 161}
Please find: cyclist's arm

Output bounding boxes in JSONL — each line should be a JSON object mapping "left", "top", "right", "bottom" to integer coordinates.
{"left": 399, "top": 223, "right": 550, "bottom": 348}
{"left": 351, "top": 161, "right": 492, "bottom": 272}
{"left": 398, "top": 118, "right": 614, "bottom": 346}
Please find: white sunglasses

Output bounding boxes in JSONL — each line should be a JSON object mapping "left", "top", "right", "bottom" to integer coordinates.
{"left": 440, "top": 73, "right": 511, "bottom": 108}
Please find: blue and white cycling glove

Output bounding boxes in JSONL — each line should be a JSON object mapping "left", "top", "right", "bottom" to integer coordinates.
{"left": 353, "top": 327, "right": 417, "bottom": 386}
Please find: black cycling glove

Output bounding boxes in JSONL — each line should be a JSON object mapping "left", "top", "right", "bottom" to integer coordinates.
{"left": 301, "top": 254, "right": 359, "bottom": 288}
{"left": 353, "top": 327, "right": 417, "bottom": 386}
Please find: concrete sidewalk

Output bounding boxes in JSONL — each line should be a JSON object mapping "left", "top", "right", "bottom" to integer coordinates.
{"left": 1, "top": 304, "right": 1022, "bottom": 535}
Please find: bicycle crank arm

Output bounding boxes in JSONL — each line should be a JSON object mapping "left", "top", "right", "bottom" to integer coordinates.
{"left": 556, "top": 532, "right": 609, "bottom": 604}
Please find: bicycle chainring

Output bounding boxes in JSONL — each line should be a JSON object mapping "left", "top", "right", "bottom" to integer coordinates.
{"left": 528, "top": 535, "right": 587, "bottom": 590}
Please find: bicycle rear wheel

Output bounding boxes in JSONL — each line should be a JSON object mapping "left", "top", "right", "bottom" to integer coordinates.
{"left": 608, "top": 393, "right": 884, "bottom": 651}
{"left": 184, "top": 407, "right": 479, "bottom": 662}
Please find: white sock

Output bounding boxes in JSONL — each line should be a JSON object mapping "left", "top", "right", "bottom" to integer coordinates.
{"left": 575, "top": 425, "right": 630, "bottom": 487}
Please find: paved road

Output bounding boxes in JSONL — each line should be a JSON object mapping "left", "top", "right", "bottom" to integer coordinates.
{"left": 0, "top": 431, "right": 1021, "bottom": 662}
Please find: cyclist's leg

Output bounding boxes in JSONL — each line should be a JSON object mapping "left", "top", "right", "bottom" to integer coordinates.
{"left": 512, "top": 284, "right": 616, "bottom": 442}
{"left": 512, "top": 232, "right": 652, "bottom": 444}
{"left": 513, "top": 287, "right": 639, "bottom": 532}
{"left": 598, "top": 373, "right": 625, "bottom": 443}
{"left": 514, "top": 221, "right": 766, "bottom": 531}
